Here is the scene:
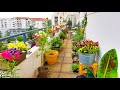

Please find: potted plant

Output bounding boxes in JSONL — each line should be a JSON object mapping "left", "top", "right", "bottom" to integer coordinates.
{"left": 77, "top": 39, "right": 99, "bottom": 65}
{"left": 0, "top": 49, "right": 20, "bottom": 78}
{"left": 51, "top": 37, "right": 64, "bottom": 51}
{"left": 45, "top": 49, "right": 58, "bottom": 65}
{"left": 33, "top": 31, "right": 50, "bottom": 66}
{"left": 60, "top": 30, "right": 67, "bottom": 40}
{"left": 7, "top": 42, "right": 28, "bottom": 64}
{"left": 71, "top": 63, "right": 79, "bottom": 73}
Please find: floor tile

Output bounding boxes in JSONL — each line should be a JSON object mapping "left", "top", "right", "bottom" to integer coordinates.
{"left": 59, "top": 73, "right": 77, "bottom": 78}
{"left": 48, "top": 72, "right": 59, "bottom": 78}
{"left": 58, "top": 56, "right": 64, "bottom": 63}
{"left": 59, "top": 52, "right": 65, "bottom": 57}
{"left": 60, "top": 64, "right": 73, "bottom": 73}
{"left": 48, "top": 63, "right": 62, "bottom": 72}
{"left": 65, "top": 49, "right": 72, "bottom": 52}
{"left": 63, "top": 57, "right": 73, "bottom": 64}
{"left": 64, "top": 53, "right": 72, "bottom": 58}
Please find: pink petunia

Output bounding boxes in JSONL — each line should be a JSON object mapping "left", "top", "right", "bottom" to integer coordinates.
{"left": 14, "top": 52, "right": 20, "bottom": 60}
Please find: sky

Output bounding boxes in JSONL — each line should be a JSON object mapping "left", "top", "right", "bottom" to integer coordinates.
{"left": 0, "top": 12, "right": 54, "bottom": 19}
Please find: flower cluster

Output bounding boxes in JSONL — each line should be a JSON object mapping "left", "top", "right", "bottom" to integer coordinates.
{"left": 32, "top": 31, "right": 48, "bottom": 41}
{"left": 77, "top": 39, "right": 99, "bottom": 54}
{"left": 8, "top": 42, "right": 28, "bottom": 51}
{"left": 0, "top": 48, "right": 21, "bottom": 61}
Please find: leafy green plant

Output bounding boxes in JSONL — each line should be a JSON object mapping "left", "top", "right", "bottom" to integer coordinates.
{"left": 97, "top": 49, "right": 118, "bottom": 78}
{"left": 16, "top": 35, "right": 23, "bottom": 42}
{"left": 81, "top": 13, "right": 87, "bottom": 29}
{"left": 0, "top": 42, "right": 8, "bottom": 51}
{"left": 60, "top": 30, "right": 66, "bottom": 39}
{"left": 72, "top": 64, "right": 79, "bottom": 71}
{"left": 73, "top": 32, "right": 84, "bottom": 42}
{"left": 51, "top": 37, "right": 63, "bottom": 49}
{"left": 86, "top": 68, "right": 95, "bottom": 78}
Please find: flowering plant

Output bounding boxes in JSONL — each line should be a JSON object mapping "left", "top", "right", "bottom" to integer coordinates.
{"left": 76, "top": 39, "right": 99, "bottom": 54}
{"left": 0, "top": 48, "right": 21, "bottom": 61}
{"left": 8, "top": 42, "right": 28, "bottom": 51}
{"left": 32, "top": 31, "right": 49, "bottom": 49}
{"left": 0, "top": 48, "right": 21, "bottom": 78}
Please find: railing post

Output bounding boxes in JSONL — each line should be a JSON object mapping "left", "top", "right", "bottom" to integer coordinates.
{"left": 23, "top": 34, "right": 26, "bottom": 43}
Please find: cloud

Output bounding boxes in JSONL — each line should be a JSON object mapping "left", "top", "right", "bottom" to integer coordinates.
{"left": 0, "top": 12, "right": 54, "bottom": 19}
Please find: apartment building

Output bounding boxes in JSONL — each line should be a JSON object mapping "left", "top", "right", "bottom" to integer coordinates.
{"left": 30, "top": 18, "right": 46, "bottom": 28}
{"left": 52, "top": 12, "right": 80, "bottom": 27}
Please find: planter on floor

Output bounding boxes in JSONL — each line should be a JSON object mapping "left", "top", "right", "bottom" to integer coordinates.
{"left": 37, "top": 66, "right": 48, "bottom": 78}
{"left": 45, "top": 50, "right": 58, "bottom": 65}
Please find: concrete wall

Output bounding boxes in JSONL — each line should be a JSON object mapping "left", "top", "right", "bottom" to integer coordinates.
{"left": 81, "top": 12, "right": 120, "bottom": 77}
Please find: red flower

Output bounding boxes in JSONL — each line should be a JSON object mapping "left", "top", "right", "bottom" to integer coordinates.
{"left": 1, "top": 50, "right": 13, "bottom": 61}
{"left": 36, "top": 36, "right": 40, "bottom": 40}
{"left": 14, "top": 52, "right": 20, "bottom": 60}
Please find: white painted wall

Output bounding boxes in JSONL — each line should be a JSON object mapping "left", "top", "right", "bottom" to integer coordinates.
{"left": 83, "top": 12, "right": 120, "bottom": 77}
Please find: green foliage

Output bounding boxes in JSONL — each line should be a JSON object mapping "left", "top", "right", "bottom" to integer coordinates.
{"left": 16, "top": 35, "right": 23, "bottom": 42}
{"left": 0, "top": 59, "right": 19, "bottom": 78}
{"left": 51, "top": 37, "right": 63, "bottom": 48}
{"left": 27, "top": 26, "right": 34, "bottom": 40}
{"left": 81, "top": 13, "right": 87, "bottom": 29}
{"left": 97, "top": 49, "right": 118, "bottom": 78}
{"left": 86, "top": 68, "right": 94, "bottom": 78}
{"left": 5, "top": 31, "right": 16, "bottom": 42}
{"left": 0, "top": 42, "right": 8, "bottom": 51}
{"left": 72, "top": 64, "right": 79, "bottom": 71}
{"left": 67, "top": 18, "right": 72, "bottom": 28}
{"left": 60, "top": 30, "right": 66, "bottom": 38}
{"left": 73, "top": 32, "right": 84, "bottom": 42}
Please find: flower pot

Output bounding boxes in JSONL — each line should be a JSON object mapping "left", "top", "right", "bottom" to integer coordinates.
{"left": 16, "top": 51, "right": 27, "bottom": 65}
{"left": 0, "top": 51, "right": 27, "bottom": 71}
{"left": 78, "top": 53, "right": 95, "bottom": 65}
{"left": 37, "top": 66, "right": 48, "bottom": 78}
{"left": 45, "top": 50, "right": 58, "bottom": 65}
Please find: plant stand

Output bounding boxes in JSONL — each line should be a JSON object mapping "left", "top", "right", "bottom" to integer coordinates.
{"left": 78, "top": 61, "right": 98, "bottom": 77}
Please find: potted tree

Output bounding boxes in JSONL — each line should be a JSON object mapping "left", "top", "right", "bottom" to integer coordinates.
{"left": 77, "top": 39, "right": 99, "bottom": 65}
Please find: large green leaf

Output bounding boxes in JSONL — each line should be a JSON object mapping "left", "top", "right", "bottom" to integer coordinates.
{"left": 97, "top": 49, "right": 118, "bottom": 78}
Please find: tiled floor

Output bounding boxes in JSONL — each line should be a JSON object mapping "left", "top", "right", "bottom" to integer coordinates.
{"left": 44, "top": 34, "right": 78, "bottom": 78}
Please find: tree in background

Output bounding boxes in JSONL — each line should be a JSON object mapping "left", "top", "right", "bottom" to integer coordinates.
{"left": 67, "top": 18, "right": 72, "bottom": 30}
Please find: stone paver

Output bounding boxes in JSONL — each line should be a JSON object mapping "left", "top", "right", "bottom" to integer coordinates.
{"left": 46, "top": 34, "right": 77, "bottom": 78}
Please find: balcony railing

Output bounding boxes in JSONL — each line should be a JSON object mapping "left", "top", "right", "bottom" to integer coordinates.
{"left": 0, "top": 28, "right": 45, "bottom": 43}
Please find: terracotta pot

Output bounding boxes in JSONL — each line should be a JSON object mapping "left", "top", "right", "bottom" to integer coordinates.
{"left": 45, "top": 50, "right": 58, "bottom": 65}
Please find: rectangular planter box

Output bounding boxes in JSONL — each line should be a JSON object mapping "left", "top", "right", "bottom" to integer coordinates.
{"left": 0, "top": 51, "right": 27, "bottom": 71}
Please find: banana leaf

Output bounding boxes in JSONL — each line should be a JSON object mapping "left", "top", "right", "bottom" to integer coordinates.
{"left": 97, "top": 49, "right": 118, "bottom": 78}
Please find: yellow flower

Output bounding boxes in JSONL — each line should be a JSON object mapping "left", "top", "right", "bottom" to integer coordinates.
{"left": 88, "top": 38, "right": 91, "bottom": 41}
{"left": 8, "top": 43, "right": 15, "bottom": 48}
